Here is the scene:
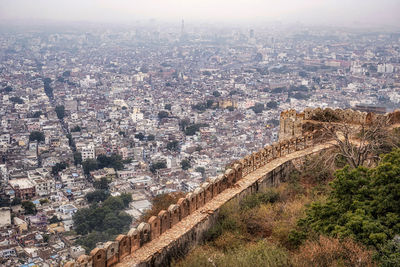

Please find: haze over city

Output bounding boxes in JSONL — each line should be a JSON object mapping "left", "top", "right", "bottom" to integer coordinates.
{"left": 1, "top": 0, "right": 400, "bottom": 27}
{"left": 1, "top": 0, "right": 400, "bottom": 266}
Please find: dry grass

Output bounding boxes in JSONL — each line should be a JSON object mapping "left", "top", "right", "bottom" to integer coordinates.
{"left": 292, "top": 235, "right": 376, "bottom": 267}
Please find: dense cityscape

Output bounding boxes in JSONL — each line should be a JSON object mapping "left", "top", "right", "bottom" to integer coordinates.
{"left": 0, "top": 20, "right": 399, "bottom": 266}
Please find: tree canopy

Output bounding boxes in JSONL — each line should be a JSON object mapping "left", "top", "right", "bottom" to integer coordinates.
{"left": 213, "top": 91, "right": 221, "bottom": 97}
{"left": 158, "top": 111, "right": 169, "bottom": 120}
{"left": 55, "top": 105, "right": 65, "bottom": 120}
{"left": 51, "top": 162, "right": 68, "bottom": 176}
{"left": 29, "top": 131, "right": 45, "bottom": 142}
{"left": 86, "top": 190, "right": 110, "bottom": 203}
{"left": 167, "top": 140, "right": 180, "bottom": 152}
{"left": 93, "top": 177, "right": 110, "bottom": 191}
{"left": 74, "top": 194, "right": 132, "bottom": 251}
{"left": 150, "top": 160, "right": 167, "bottom": 174}
{"left": 249, "top": 103, "right": 265, "bottom": 114}
{"left": 135, "top": 132, "right": 145, "bottom": 141}
{"left": 22, "top": 201, "right": 37, "bottom": 215}
{"left": 10, "top": 96, "right": 24, "bottom": 104}
{"left": 181, "top": 159, "right": 191, "bottom": 170}
{"left": 71, "top": 125, "right": 81, "bottom": 132}
{"left": 43, "top": 78, "right": 53, "bottom": 98}
{"left": 297, "top": 149, "right": 400, "bottom": 264}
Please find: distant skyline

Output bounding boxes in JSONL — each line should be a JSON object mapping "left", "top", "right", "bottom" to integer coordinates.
{"left": 0, "top": 0, "right": 399, "bottom": 28}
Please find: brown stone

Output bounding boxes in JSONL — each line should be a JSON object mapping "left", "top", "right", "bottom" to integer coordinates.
{"left": 186, "top": 193, "right": 197, "bottom": 214}
{"left": 137, "top": 222, "right": 150, "bottom": 245}
{"left": 202, "top": 182, "right": 213, "bottom": 203}
{"left": 158, "top": 210, "right": 170, "bottom": 234}
{"left": 148, "top": 216, "right": 161, "bottom": 241}
{"left": 233, "top": 162, "right": 243, "bottom": 181}
{"left": 225, "top": 169, "right": 235, "bottom": 187}
{"left": 177, "top": 198, "right": 189, "bottom": 219}
{"left": 90, "top": 248, "right": 106, "bottom": 267}
{"left": 168, "top": 204, "right": 180, "bottom": 227}
{"left": 76, "top": 254, "right": 92, "bottom": 267}
{"left": 116, "top": 235, "right": 130, "bottom": 262}
{"left": 127, "top": 228, "right": 140, "bottom": 253}
{"left": 104, "top": 241, "right": 119, "bottom": 266}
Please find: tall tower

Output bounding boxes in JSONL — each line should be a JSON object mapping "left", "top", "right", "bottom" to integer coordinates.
{"left": 181, "top": 19, "right": 185, "bottom": 37}
{"left": 249, "top": 29, "right": 254, "bottom": 39}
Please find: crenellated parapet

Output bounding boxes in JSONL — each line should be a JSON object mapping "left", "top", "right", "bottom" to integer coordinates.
{"left": 279, "top": 108, "right": 400, "bottom": 141}
{"left": 64, "top": 108, "right": 400, "bottom": 267}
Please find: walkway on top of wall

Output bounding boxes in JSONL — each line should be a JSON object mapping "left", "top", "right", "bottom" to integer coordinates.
{"left": 117, "top": 142, "right": 335, "bottom": 267}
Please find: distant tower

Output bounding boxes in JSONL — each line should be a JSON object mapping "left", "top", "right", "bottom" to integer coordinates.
{"left": 249, "top": 29, "right": 254, "bottom": 39}
{"left": 181, "top": 19, "right": 185, "bottom": 37}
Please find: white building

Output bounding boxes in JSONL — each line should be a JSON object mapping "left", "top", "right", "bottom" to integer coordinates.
{"left": 378, "top": 63, "right": 394, "bottom": 73}
{"left": 81, "top": 143, "right": 95, "bottom": 161}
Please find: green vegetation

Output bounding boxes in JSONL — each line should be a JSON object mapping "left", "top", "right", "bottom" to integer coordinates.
{"left": 43, "top": 77, "right": 53, "bottom": 98}
{"left": 185, "top": 123, "right": 209, "bottom": 136}
{"left": 55, "top": 105, "right": 65, "bottom": 120}
{"left": 74, "top": 194, "right": 132, "bottom": 252}
{"left": 29, "top": 131, "right": 45, "bottom": 142}
{"left": 267, "top": 119, "right": 279, "bottom": 127}
{"left": 39, "top": 198, "right": 49, "bottom": 205}
{"left": 167, "top": 140, "right": 180, "bottom": 151}
{"left": 135, "top": 132, "right": 145, "bottom": 141}
{"left": 272, "top": 87, "right": 285, "bottom": 93}
{"left": 147, "top": 134, "right": 155, "bottom": 141}
{"left": 49, "top": 215, "right": 62, "bottom": 224}
{"left": 71, "top": 125, "right": 81, "bottom": 132}
{"left": 82, "top": 154, "right": 124, "bottom": 175}
{"left": 97, "top": 154, "right": 124, "bottom": 170}
{"left": 164, "top": 104, "right": 172, "bottom": 110}
{"left": 93, "top": 178, "right": 110, "bottom": 191}
{"left": 10, "top": 96, "right": 24, "bottom": 104}
{"left": 150, "top": 160, "right": 167, "bottom": 174}
{"left": 11, "top": 197, "right": 21, "bottom": 206}
{"left": 51, "top": 162, "right": 68, "bottom": 176}
{"left": 158, "top": 110, "right": 169, "bottom": 120}
{"left": 195, "top": 167, "right": 205, "bottom": 176}
{"left": 2, "top": 86, "right": 13, "bottom": 93}
{"left": 266, "top": 101, "right": 278, "bottom": 109}
{"left": 28, "top": 111, "right": 43, "bottom": 118}
{"left": 192, "top": 100, "right": 217, "bottom": 112}
{"left": 86, "top": 190, "right": 110, "bottom": 203}
{"left": 73, "top": 152, "right": 82, "bottom": 165}
{"left": 297, "top": 149, "right": 400, "bottom": 265}
{"left": 174, "top": 147, "right": 398, "bottom": 267}
{"left": 249, "top": 103, "right": 265, "bottom": 114}
{"left": 82, "top": 159, "right": 98, "bottom": 175}
{"left": 66, "top": 133, "right": 76, "bottom": 151}
{"left": 62, "top": 70, "right": 71, "bottom": 77}
{"left": 180, "top": 159, "right": 191, "bottom": 170}
{"left": 174, "top": 241, "right": 289, "bottom": 267}
{"left": 213, "top": 91, "right": 221, "bottom": 97}
{"left": 22, "top": 201, "right": 37, "bottom": 215}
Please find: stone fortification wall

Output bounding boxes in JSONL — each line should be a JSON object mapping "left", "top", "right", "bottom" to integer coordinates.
{"left": 279, "top": 108, "right": 400, "bottom": 141}
{"left": 64, "top": 109, "right": 400, "bottom": 267}
{"left": 65, "top": 132, "right": 318, "bottom": 267}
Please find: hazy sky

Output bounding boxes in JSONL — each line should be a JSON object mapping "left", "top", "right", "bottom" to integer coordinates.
{"left": 0, "top": 0, "right": 399, "bottom": 27}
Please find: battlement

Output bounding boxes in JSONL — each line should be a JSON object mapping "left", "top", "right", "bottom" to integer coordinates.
{"left": 64, "top": 108, "right": 400, "bottom": 267}
{"left": 279, "top": 107, "right": 400, "bottom": 141}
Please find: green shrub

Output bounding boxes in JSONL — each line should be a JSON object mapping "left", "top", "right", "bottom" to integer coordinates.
{"left": 215, "top": 241, "right": 289, "bottom": 267}
{"left": 240, "top": 190, "right": 279, "bottom": 211}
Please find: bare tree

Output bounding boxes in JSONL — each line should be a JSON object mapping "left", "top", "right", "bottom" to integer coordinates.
{"left": 316, "top": 116, "right": 391, "bottom": 168}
